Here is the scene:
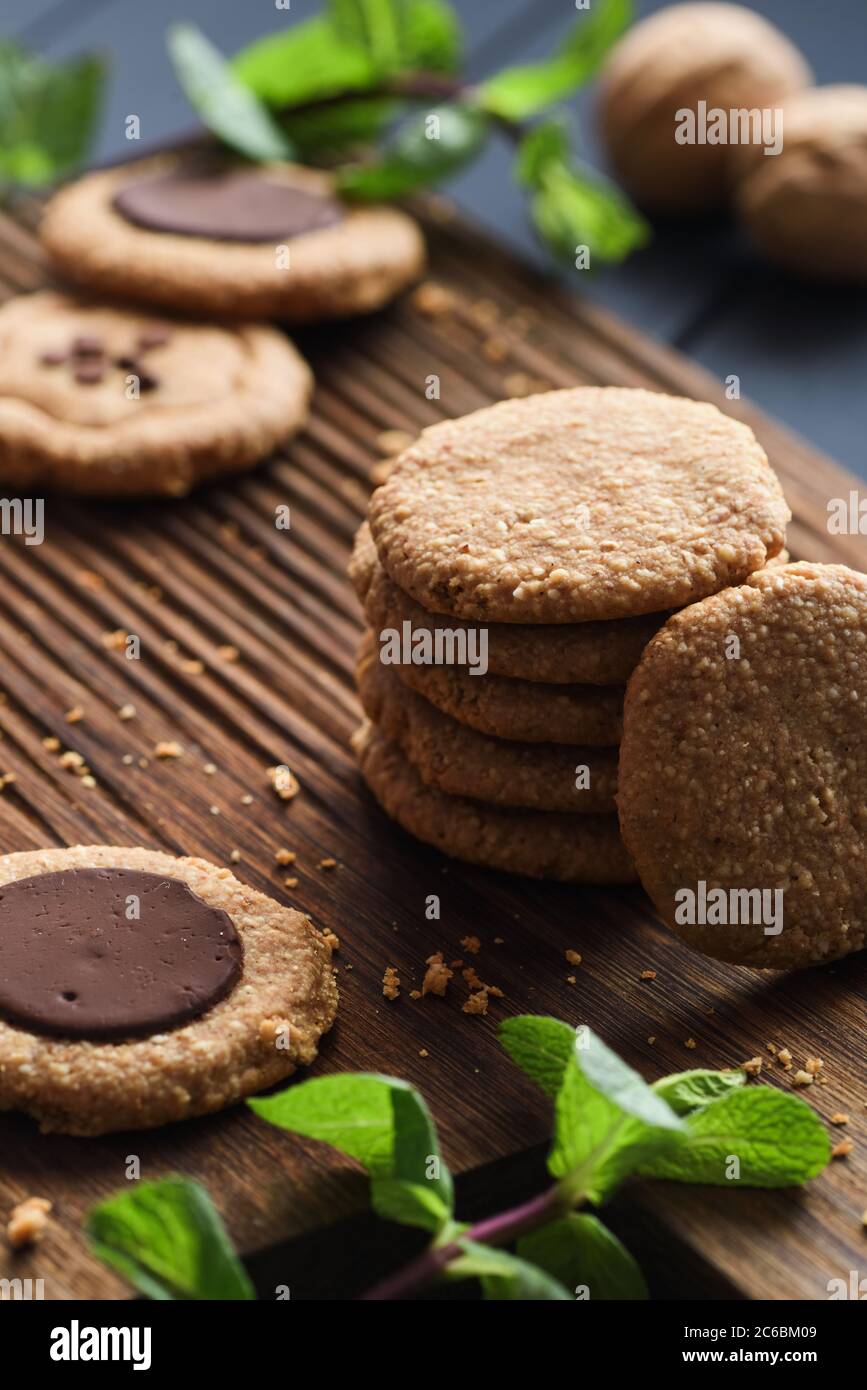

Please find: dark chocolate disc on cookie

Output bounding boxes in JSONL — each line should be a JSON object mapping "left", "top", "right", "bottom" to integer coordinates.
{"left": 0, "top": 867, "right": 242, "bottom": 1038}
{"left": 114, "top": 168, "right": 345, "bottom": 242}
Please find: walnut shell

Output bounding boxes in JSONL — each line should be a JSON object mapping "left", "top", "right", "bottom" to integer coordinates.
{"left": 735, "top": 85, "right": 867, "bottom": 281}
{"left": 598, "top": 2, "right": 812, "bottom": 214}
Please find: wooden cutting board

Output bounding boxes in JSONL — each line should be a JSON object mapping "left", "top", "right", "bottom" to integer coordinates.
{"left": 0, "top": 191, "right": 864, "bottom": 1302}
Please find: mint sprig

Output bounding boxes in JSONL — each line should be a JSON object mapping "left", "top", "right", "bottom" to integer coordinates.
{"left": 167, "top": 0, "right": 648, "bottom": 267}
{"left": 86, "top": 1017, "right": 832, "bottom": 1301}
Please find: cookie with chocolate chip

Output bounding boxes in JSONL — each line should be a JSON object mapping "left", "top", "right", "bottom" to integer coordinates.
{"left": 0, "top": 290, "right": 312, "bottom": 495}
{"left": 0, "top": 845, "right": 337, "bottom": 1134}
{"left": 41, "top": 156, "right": 425, "bottom": 322}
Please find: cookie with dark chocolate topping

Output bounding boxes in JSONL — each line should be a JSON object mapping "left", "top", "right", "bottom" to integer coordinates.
{"left": 41, "top": 156, "right": 425, "bottom": 322}
{"left": 0, "top": 845, "right": 337, "bottom": 1134}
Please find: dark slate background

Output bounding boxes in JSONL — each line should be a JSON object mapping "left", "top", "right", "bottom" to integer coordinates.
{"left": 7, "top": 0, "right": 867, "bottom": 476}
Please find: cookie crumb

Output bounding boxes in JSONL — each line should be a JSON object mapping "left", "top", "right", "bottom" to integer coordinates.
{"left": 275, "top": 849, "right": 296, "bottom": 865}
{"left": 565, "top": 949, "right": 582, "bottom": 966}
{"left": 322, "top": 928, "right": 339, "bottom": 951}
{"left": 64, "top": 706, "right": 85, "bottom": 724}
{"left": 421, "top": 952, "right": 453, "bottom": 998}
{"left": 318, "top": 857, "right": 337, "bottom": 871}
{"left": 419, "top": 1048, "right": 429, "bottom": 1058}
{"left": 566, "top": 975, "right": 576, "bottom": 985}
{"left": 831, "top": 1112, "right": 850, "bottom": 1125}
{"left": 154, "top": 741, "right": 184, "bottom": 759}
{"left": 741, "top": 1056, "right": 763, "bottom": 1077}
{"left": 805, "top": 1056, "right": 824, "bottom": 1076}
{"left": 101, "top": 629, "right": 127, "bottom": 651}
{"left": 832, "top": 1139, "right": 854, "bottom": 1159}
{"left": 792, "top": 1070, "right": 814, "bottom": 1087}
{"left": 229, "top": 850, "right": 241, "bottom": 864}
{"left": 463, "top": 990, "right": 489, "bottom": 1015}
{"left": 283, "top": 876, "right": 299, "bottom": 889}
{"left": 382, "top": 966, "right": 400, "bottom": 1000}
{"left": 410, "top": 281, "right": 454, "bottom": 317}
{"left": 375, "top": 428, "right": 414, "bottom": 457}
{"left": 640, "top": 969, "right": 656, "bottom": 981}
{"left": 461, "top": 935, "right": 481, "bottom": 955}
{"left": 218, "top": 644, "right": 239, "bottom": 662}
{"left": 7, "top": 1197, "right": 52, "bottom": 1249}
{"left": 684, "top": 1038, "right": 697, "bottom": 1050}
{"left": 777, "top": 1047, "right": 793, "bottom": 1069}
{"left": 77, "top": 570, "right": 104, "bottom": 590}
{"left": 269, "top": 765, "right": 300, "bottom": 801}
{"left": 203, "top": 762, "right": 217, "bottom": 776}
{"left": 117, "top": 704, "right": 136, "bottom": 721}
{"left": 41, "top": 736, "right": 60, "bottom": 752}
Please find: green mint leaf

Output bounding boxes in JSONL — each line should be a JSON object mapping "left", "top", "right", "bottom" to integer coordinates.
{"left": 400, "top": 0, "right": 462, "bottom": 73}
{"left": 338, "top": 102, "right": 488, "bottom": 200}
{"left": 521, "top": 133, "right": 648, "bottom": 264}
{"left": 234, "top": 18, "right": 379, "bottom": 108}
{"left": 498, "top": 1014, "right": 575, "bottom": 1100}
{"left": 329, "top": 0, "right": 406, "bottom": 72}
{"left": 549, "top": 1027, "right": 685, "bottom": 1203}
{"left": 330, "top": 0, "right": 461, "bottom": 74}
{"left": 518, "top": 1213, "right": 647, "bottom": 1300}
{"left": 282, "top": 96, "right": 397, "bottom": 158}
{"left": 86, "top": 1177, "right": 254, "bottom": 1301}
{"left": 447, "top": 1238, "right": 571, "bottom": 1300}
{"left": 514, "top": 119, "right": 569, "bottom": 187}
{"left": 167, "top": 23, "right": 293, "bottom": 162}
{"left": 638, "top": 1086, "right": 831, "bottom": 1187}
{"left": 476, "top": 0, "right": 632, "bottom": 120}
{"left": 249, "top": 1073, "right": 453, "bottom": 1232}
{"left": 0, "top": 43, "right": 105, "bottom": 188}
{"left": 653, "top": 1069, "right": 747, "bottom": 1116}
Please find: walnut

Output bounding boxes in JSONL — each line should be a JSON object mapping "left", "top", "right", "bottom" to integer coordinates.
{"left": 735, "top": 86, "right": 867, "bottom": 281}
{"left": 598, "top": 3, "right": 811, "bottom": 213}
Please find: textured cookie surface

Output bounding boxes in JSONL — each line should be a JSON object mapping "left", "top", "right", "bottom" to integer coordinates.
{"left": 350, "top": 521, "right": 667, "bottom": 685}
{"left": 0, "top": 845, "right": 337, "bottom": 1134}
{"left": 369, "top": 387, "right": 788, "bottom": 623}
{"left": 354, "top": 722, "right": 635, "bottom": 883}
{"left": 41, "top": 157, "right": 426, "bottom": 322}
{"left": 390, "top": 654, "right": 623, "bottom": 745}
{"left": 618, "top": 563, "right": 867, "bottom": 968}
{"left": 357, "top": 637, "right": 617, "bottom": 812}
{"left": 0, "top": 290, "right": 312, "bottom": 495}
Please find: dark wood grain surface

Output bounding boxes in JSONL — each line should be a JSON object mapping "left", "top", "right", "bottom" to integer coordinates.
{"left": 0, "top": 194, "right": 865, "bottom": 1301}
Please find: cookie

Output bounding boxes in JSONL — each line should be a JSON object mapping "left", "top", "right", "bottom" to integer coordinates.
{"left": 0, "top": 845, "right": 337, "bottom": 1134}
{"left": 350, "top": 521, "right": 668, "bottom": 685}
{"left": 41, "top": 156, "right": 426, "bottom": 322}
{"left": 368, "top": 387, "right": 789, "bottom": 623}
{"left": 357, "top": 637, "right": 617, "bottom": 813}
{"left": 353, "top": 721, "right": 635, "bottom": 883}
{"left": 0, "top": 290, "right": 312, "bottom": 496}
{"left": 390, "top": 655, "right": 623, "bottom": 745}
{"left": 618, "top": 563, "right": 867, "bottom": 969}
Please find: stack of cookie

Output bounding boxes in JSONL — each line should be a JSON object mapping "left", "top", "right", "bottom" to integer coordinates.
{"left": 350, "top": 386, "right": 790, "bottom": 883}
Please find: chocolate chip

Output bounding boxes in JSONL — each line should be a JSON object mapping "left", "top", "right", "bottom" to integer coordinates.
{"left": 137, "top": 327, "right": 171, "bottom": 350}
{"left": 138, "top": 373, "right": 159, "bottom": 393}
{"left": 115, "top": 355, "right": 140, "bottom": 371}
{"left": 39, "top": 350, "right": 67, "bottom": 366}
{"left": 72, "top": 335, "right": 104, "bottom": 357}
{"left": 74, "top": 363, "right": 104, "bottom": 385}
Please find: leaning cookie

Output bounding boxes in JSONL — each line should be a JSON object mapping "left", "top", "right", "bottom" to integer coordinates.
{"left": 618, "top": 563, "right": 867, "bottom": 968}
{"left": 354, "top": 721, "right": 635, "bottom": 883}
{"left": 41, "top": 156, "right": 426, "bottom": 322}
{"left": 0, "top": 845, "right": 337, "bottom": 1135}
{"left": 0, "top": 290, "right": 312, "bottom": 495}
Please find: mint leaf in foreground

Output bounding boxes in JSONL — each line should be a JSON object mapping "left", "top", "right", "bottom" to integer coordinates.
{"left": 168, "top": 23, "right": 293, "bottom": 162}
{"left": 549, "top": 1028, "right": 685, "bottom": 1203}
{"left": 476, "top": 0, "right": 632, "bottom": 121}
{"left": 338, "top": 102, "right": 488, "bottom": 200}
{"left": 447, "top": 1238, "right": 571, "bottom": 1300}
{"left": 249, "top": 1073, "right": 453, "bottom": 1232}
{"left": 329, "top": 0, "right": 460, "bottom": 74}
{"left": 638, "top": 1087, "right": 831, "bottom": 1187}
{"left": 86, "top": 1177, "right": 254, "bottom": 1301}
{"left": 498, "top": 1014, "right": 575, "bottom": 1099}
{"left": 518, "top": 1213, "right": 647, "bottom": 1301}
{"left": 653, "top": 1068, "right": 747, "bottom": 1115}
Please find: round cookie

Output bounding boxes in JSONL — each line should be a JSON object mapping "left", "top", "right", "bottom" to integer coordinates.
{"left": 350, "top": 521, "right": 669, "bottom": 685}
{"left": 368, "top": 387, "right": 789, "bottom": 624}
{"left": 353, "top": 721, "right": 635, "bottom": 884}
{"left": 0, "top": 290, "right": 312, "bottom": 496}
{"left": 41, "top": 156, "right": 426, "bottom": 322}
{"left": 357, "top": 637, "right": 617, "bottom": 813}
{"left": 0, "top": 845, "right": 337, "bottom": 1134}
{"left": 618, "top": 563, "right": 867, "bottom": 969}
{"left": 389, "top": 654, "right": 623, "bottom": 745}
